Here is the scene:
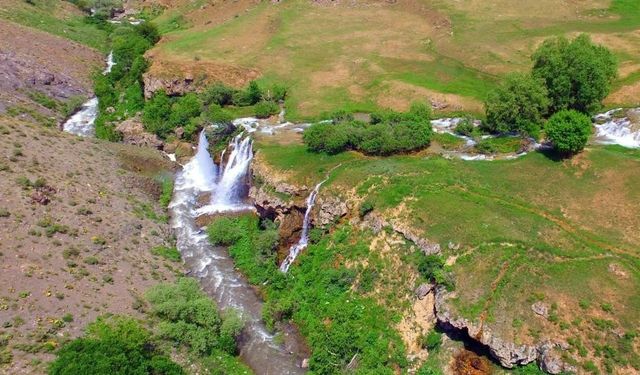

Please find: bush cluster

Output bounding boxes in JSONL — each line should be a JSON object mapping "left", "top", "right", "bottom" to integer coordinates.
{"left": 49, "top": 316, "right": 183, "bottom": 375}
{"left": 94, "top": 22, "right": 158, "bottom": 141}
{"left": 49, "top": 279, "right": 248, "bottom": 374}
{"left": 544, "top": 110, "right": 593, "bottom": 155}
{"left": 303, "top": 102, "right": 433, "bottom": 155}
{"left": 143, "top": 80, "right": 285, "bottom": 140}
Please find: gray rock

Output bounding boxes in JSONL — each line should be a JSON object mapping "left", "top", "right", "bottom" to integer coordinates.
{"left": 415, "top": 283, "right": 434, "bottom": 299}
{"left": 315, "top": 195, "right": 348, "bottom": 227}
{"left": 531, "top": 301, "right": 549, "bottom": 318}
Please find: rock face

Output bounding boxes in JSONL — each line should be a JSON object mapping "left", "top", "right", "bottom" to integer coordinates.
{"left": 116, "top": 116, "right": 163, "bottom": 149}
{"left": 364, "top": 213, "right": 441, "bottom": 255}
{"left": 435, "top": 287, "right": 575, "bottom": 373}
{"left": 142, "top": 72, "right": 198, "bottom": 99}
{"left": 314, "top": 195, "right": 348, "bottom": 227}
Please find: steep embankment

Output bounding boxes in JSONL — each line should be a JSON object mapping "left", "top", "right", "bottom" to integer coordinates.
{"left": 0, "top": 4, "right": 186, "bottom": 374}
{"left": 0, "top": 116, "right": 179, "bottom": 374}
{"left": 0, "top": 19, "right": 102, "bottom": 124}
{"left": 251, "top": 135, "right": 640, "bottom": 374}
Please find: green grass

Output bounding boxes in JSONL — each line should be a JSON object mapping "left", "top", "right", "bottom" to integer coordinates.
{"left": 150, "top": 246, "right": 181, "bottom": 262}
{"left": 257, "top": 142, "right": 640, "bottom": 373}
{"left": 0, "top": 0, "right": 109, "bottom": 51}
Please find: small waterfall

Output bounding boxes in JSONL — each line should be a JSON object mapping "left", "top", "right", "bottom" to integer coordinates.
{"left": 197, "top": 133, "right": 254, "bottom": 214}
{"left": 182, "top": 130, "right": 218, "bottom": 192}
{"left": 62, "top": 97, "right": 98, "bottom": 137}
{"left": 103, "top": 51, "right": 116, "bottom": 75}
{"left": 279, "top": 177, "right": 328, "bottom": 273}
{"left": 62, "top": 51, "right": 114, "bottom": 137}
{"left": 170, "top": 130, "right": 305, "bottom": 374}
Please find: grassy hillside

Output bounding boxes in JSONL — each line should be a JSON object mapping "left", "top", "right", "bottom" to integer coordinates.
{"left": 0, "top": 0, "right": 109, "bottom": 51}
{"left": 255, "top": 136, "right": 640, "bottom": 373}
{"left": 150, "top": 0, "right": 640, "bottom": 119}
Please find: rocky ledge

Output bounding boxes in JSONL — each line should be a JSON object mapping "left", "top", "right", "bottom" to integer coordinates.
{"left": 434, "top": 287, "right": 577, "bottom": 374}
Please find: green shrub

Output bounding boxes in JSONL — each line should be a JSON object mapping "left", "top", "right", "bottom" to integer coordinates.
{"left": 303, "top": 104, "right": 432, "bottom": 155}
{"left": 420, "top": 330, "right": 442, "bottom": 351}
{"left": 49, "top": 316, "right": 183, "bottom": 375}
{"left": 169, "top": 93, "right": 201, "bottom": 128}
{"left": 484, "top": 73, "right": 549, "bottom": 135}
{"left": 454, "top": 117, "right": 475, "bottom": 137}
{"left": 143, "top": 90, "right": 172, "bottom": 137}
{"left": 533, "top": 34, "right": 617, "bottom": 114}
{"left": 254, "top": 100, "right": 279, "bottom": 119}
{"left": 145, "top": 278, "right": 243, "bottom": 356}
{"left": 207, "top": 217, "right": 245, "bottom": 246}
{"left": 201, "top": 83, "right": 237, "bottom": 107}
{"left": 358, "top": 201, "right": 374, "bottom": 218}
{"left": 545, "top": 110, "right": 592, "bottom": 155}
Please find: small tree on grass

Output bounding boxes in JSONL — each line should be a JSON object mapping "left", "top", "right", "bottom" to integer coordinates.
{"left": 545, "top": 110, "right": 592, "bottom": 155}
{"left": 484, "top": 73, "right": 549, "bottom": 136}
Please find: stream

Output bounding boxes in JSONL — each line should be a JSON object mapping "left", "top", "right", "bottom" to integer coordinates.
{"left": 169, "top": 130, "right": 306, "bottom": 374}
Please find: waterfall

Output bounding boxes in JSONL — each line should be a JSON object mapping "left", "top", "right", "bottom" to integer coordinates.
{"left": 62, "top": 97, "right": 98, "bottom": 137}
{"left": 103, "top": 51, "right": 116, "bottom": 75}
{"left": 169, "top": 129, "right": 305, "bottom": 374}
{"left": 62, "top": 51, "right": 114, "bottom": 137}
{"left": 197, "top": 132, "right": 254, "bottom": 215}
{"left": 279, "top": 177, "right": 328, "bottom": 273}
{"left": 182, "top": 130, "right": 218, "bottom": 192}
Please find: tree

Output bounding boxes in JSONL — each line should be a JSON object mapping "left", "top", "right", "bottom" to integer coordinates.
{"left": 532, "top": 34, "right": 617, "bottom": 114}
{"left": 484, "top": 73, "right": 550, "bottom": 135}
{"left": 545, "top": 110, "right": 592, "bottom": 155}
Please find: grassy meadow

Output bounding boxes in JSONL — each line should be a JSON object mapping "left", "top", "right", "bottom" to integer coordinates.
{"left": 151, "top": 0, "right": 640, "bottom": 119}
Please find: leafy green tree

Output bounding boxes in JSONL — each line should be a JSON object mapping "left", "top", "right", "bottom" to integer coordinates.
{"left": 532, "top": 34, "right": 617, "bottom": 114}
{"left": 246, "top": 81, "right": 263, "bottom": 105}
{"left": 484, "top": 73, "right": 550, "bottom": 135}
{"left": 545, "top": 110, "right": 592, "bottom": 155}
{"left": 201, "top": 83, "right": 236, "bottom": 106}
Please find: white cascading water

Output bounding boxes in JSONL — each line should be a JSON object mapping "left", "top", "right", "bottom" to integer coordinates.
{"left": 279, "top": 177, "right": 328, "bottom": 273}
{"left": 62, "top": 51, "right": 115, "bottom": 137}
{"left": 593, "top": 108, "right": 640, "bottom": 148}
{"left": 169, "top": 130, "right": 305, "bottom": 373}
{"left": 197, "top": 133, "right": 254, "bottom": 215}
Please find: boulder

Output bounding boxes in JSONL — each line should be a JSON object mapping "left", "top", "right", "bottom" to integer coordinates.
{"left": 415, "top": 283, "right": 434, "bottom": 299}
{"left": 531, "top": 301, "right": 549, "bottom": 318}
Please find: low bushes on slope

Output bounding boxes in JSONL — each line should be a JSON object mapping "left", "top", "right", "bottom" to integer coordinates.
{"left": 49, "top": 279, "right": 250, "bottom": 375}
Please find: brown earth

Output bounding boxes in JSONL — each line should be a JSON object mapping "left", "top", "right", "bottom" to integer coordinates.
{"left": 0, "top": 19, "right": 102, "bottom": 120}
{"left": 0, "top": 117, "right": 179, "bottom": 374}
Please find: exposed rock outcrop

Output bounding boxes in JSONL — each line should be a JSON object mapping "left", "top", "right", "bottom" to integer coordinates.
{"left": 314, "top": 195, "right": 348, "bottom": 227}
{"left": 116, "top": 116, "right": 163, "bottom": 149}
{"left": 363, "top": 213, "right": 441, "bottom": 255}
{"left": 435, "top": 287, "right": 576, "bottom": 373}
{"left": 143, "top": 72, "right": 199, "bottom": 99}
